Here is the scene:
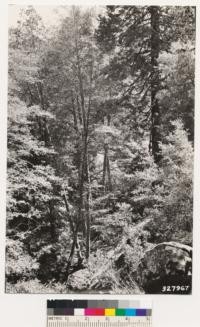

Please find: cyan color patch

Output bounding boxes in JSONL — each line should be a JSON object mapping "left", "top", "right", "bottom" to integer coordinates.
{"left": 125, "top": 309, "right": 136, "bottom": 316}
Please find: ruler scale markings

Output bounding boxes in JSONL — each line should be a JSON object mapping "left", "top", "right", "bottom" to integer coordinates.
{"left": 51, "top": 318, "right": 150, "bottom": 327}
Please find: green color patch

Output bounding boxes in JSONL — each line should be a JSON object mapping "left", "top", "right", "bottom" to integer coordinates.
{"left": 116, "top": 309, "right": 126, "bottom": 316}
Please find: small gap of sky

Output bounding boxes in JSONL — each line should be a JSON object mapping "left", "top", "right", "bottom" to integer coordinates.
{"left": 8, "top": 5, "right": 104, "bottom": 27}
{"left": 9, "top": 5, "right": 67, "bottom": 27}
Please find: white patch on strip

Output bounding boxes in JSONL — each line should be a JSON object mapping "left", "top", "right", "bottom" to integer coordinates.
{"left": 74, "top": 308, "right": 85, "bottom": 316}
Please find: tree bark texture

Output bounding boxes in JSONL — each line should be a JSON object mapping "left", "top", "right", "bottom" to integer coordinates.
{"left": 150, "top": 6, "right": 162, "bottom": 164}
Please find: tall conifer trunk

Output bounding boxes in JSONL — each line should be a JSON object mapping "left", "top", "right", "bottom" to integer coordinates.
{"left": 150, "top": 6, "right": 162, "bottom": 164}
{"left": 102, "top": 115, "right": 112, "bottom": 193}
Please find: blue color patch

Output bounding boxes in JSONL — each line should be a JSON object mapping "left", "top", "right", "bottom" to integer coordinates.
{"left": 136, "top": 309, "right": 147, "bottom": 316}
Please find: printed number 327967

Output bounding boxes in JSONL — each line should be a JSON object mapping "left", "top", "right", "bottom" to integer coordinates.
{"left": 162, "top": 285, "right": 190, "bottom": 292}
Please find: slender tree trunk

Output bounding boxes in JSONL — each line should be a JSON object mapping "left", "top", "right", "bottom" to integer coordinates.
{"left": 76, "top": 95, "right": 83, "bottom": 125}
{"left": 150, "top": 6, "right": 162, "bottom": 164}
{"left": 78, "top": 143, "right": 85, "bottom": 231}
{"left": 65, "top": 222, "right": 79, "bottom": 283}
{"left": 84, "top": 62, "right": 93, "bottom": 260}
{"left": 63, "top": 189, "right": 75, "bottom": 233}
{"left": 74, "top": 26, "right": 87, "bottom": 237}
{"left": 102, "top": 143, "right": 108, "bottom": 190}
{"left": 27, "top": 84, "right": 34, "bottom": 106}
{"left": 63, "top": 189, "right": 83, "bottom": 269}
{"left": 102, "top": 143, "right": 112, "bottom": 192}
{"left": 43, "top": 117, "right": 51, "bottom": 146}
{"left": 36, "top": 82, "right": 45, "bottom": 110}
{"left": 102, "top": 115, "right": 112, "bottom": 192}
{"left": 35, "top": 82, "right": 51, "bottom": 146}
{"left": 85, "top": 152, "right": 91, "bottom": 259}
{"left": 71, "top": 91, "right": 78, "bottom": 132}
{"left": 72, "top": 7, "right": 92, "bottom": 260}
{"left": 48, "top": 200, "right": 57, "bottom": 242}
{"left": 106, "top": 150, "right": 112, "bottom": 192}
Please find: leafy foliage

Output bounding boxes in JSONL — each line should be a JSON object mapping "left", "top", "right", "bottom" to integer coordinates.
{"left": 145, "top": 120, "right": 193, "bottom": 244}
{"left": 6, "top": 5, "right": 194, "bottom": 293}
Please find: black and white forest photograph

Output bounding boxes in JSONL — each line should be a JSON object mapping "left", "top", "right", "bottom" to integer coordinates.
{"left": 6, "top": 5, "right": 195, "bottom": 294}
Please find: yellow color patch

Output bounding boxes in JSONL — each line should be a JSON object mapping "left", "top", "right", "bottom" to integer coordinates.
{"left": 105, "top": 308, "right": 116, "bottom": 316}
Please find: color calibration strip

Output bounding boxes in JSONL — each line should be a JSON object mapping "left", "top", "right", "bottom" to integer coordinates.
{"left": 48, "top": 307, "right": 152, "bottom": 317}
{"left": 47, "top": 300, "right": 152, "bottom": 327}
{"left": 47, "top": 300, "right": 152, "bottom": 316}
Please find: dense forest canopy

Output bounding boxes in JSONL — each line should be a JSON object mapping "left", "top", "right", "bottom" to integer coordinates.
{"left": 6, "top": 5, "right": 195, "bottom": 294}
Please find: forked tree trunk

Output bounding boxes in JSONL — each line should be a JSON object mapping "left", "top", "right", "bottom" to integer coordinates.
{"left": 65, "top": 222, "right": 80, "bottom": 283}
{"left": 72, "top": 6, "right": 93, "bottom": 260}
{"left": 63, "top": 189, "right": 83, "bottom": 262}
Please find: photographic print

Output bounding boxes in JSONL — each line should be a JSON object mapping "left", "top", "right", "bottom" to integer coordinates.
{"left": 6, "top": 5, "right": 195, "bottom": 294}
